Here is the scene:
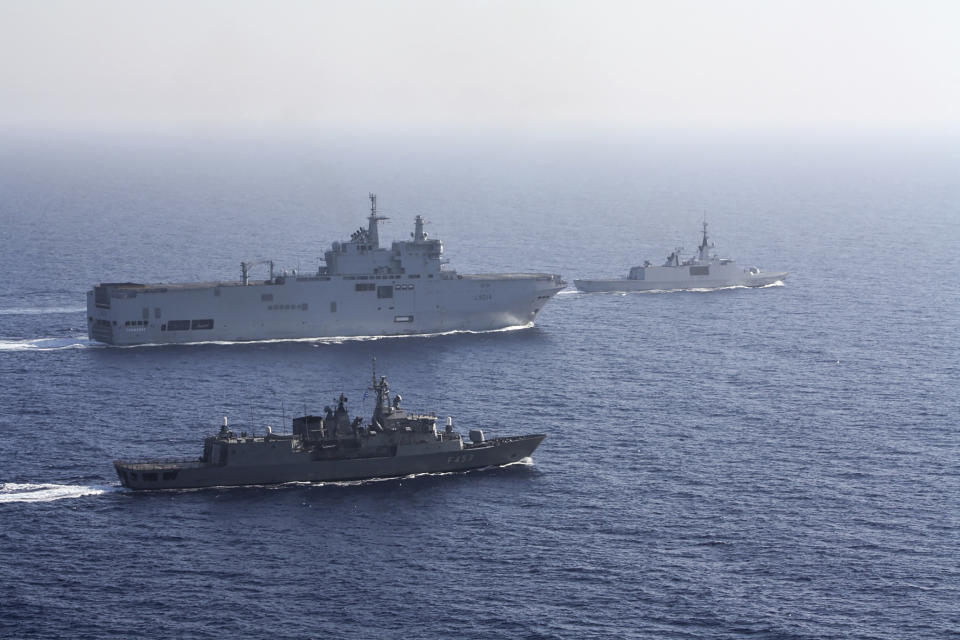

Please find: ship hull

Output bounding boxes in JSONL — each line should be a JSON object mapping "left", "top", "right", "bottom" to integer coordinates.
{"left": 88, "top": 274, "right": 564, "bottom": 345}
{"left": 114, "top": 435, "right": 545, "bottom": 490}
{"left": 574, "top": 271, "right": 787, "bottom": 293}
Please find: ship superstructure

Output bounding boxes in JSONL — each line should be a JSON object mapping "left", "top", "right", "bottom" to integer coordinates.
{"left": 574, "top": 220, "right": 787, "bottom": 293}
{"left": 88, "top": 194, "right": 564, "bottom": 345}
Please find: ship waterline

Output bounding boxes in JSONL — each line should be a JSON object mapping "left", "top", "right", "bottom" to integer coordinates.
{"left": 88, "top": 195, "right": 564, "bottom": 345}
{"left": 574, "top": 271, "right": 786, "bottom": 292}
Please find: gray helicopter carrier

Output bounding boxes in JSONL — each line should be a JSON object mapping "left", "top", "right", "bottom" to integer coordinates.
{"left": 114, "top": 366, "right": 545, "bottom": 490}
{"left": 575, "top": 220, "right": 787, "bottom": 293}
{"left": 88, "top": 194, "right": 565, "bottom": 345}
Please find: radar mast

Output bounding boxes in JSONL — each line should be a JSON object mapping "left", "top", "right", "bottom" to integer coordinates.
{"left": 370, "top": 357, "right": 391, "bottom": 426}
{"left": 698, "top": 219, "right": 711, "bottom": 261}
{"left": 367, "top": 193, "right": 389, "bottom": 248}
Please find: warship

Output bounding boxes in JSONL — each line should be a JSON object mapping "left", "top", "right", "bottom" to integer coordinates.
{"left": 575, "top": 220, "right": 787, "bottom": 292}
{"left": 88, "top": 194, "right": 565, "bottom": 345}
{"left": 114, "top": 365, "right": 546, "bottom": 490}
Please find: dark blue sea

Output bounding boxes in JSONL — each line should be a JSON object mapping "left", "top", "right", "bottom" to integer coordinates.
{"left": 1, "top": 131, "right": 958, "bottom": 639}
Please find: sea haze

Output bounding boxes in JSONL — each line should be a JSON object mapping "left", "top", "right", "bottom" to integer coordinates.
{"left": 0, "top": 131, "right": 958, "bottom": 639}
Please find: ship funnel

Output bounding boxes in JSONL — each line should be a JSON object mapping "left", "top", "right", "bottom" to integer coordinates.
{"left": 414, "top": 215, "right": 428, "bottom": 242}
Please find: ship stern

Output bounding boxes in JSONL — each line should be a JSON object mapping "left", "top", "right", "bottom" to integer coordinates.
{"left": 114, "top": 460, "right": 202, "bottom": 490}
{"left": 87, "top": 287, "right": 116, "bottom": 344}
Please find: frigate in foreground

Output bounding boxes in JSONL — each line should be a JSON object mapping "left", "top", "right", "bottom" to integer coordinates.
{"left": 574, "top": 221, "right": 787, "bottom": 293}
{"left": 115, "top": 366, "right": 545, "bottom": 490}
{"left": 88, "top": 194, "right": 565, "bottom": 345}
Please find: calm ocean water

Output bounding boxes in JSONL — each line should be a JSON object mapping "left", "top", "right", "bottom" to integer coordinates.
{"left": 1, "top": 132, "right": 958, "bottom": 639}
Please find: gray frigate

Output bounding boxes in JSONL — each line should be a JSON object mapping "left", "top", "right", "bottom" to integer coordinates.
{"left": 114, "top": 366, "right": 545, "bottom": 490}
{"left": 575, "top": 220, "right": 787, "bottom": 292}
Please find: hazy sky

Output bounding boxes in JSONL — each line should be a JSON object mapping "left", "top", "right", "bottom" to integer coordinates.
{"left": 1, "top": 0, "right": 958, "bottom": 133}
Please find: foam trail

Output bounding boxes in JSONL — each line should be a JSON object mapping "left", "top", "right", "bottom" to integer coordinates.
{"left": 0, "top": 306, "right": 86, "bottom": 316}
{"left": 584, "top": 281, "right": 787, "bottom": 296}
{"left": 0, "top": 336, "right": 96, "bottom": 352}
{"left": 0, "top": 482, "right": 120, "bottom": 504}
{"left": 1, "top": 323, "right": 543, "bottom": 354}
{"left": 332, "top": 456, "right": 534, "bottom": 485}
{"left": 88, "top": 322, "right": 537, "bottom": 349}
{"left": 179, "top": 458, "right": 536, "bottom": 492}
{"left": 3, "top": 322, "right": 539, "bottom": 353}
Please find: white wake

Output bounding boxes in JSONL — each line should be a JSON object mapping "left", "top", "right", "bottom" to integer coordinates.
{"left": 574, "top": 280, "right": 786, "bottom": 295}
{"left": 0, "top": 335, "right": 97, "bottom": 352}
{"left": 3, "top": 323, "right": 536, "bottom": 352}
{"left": 0, "top": 306, "right": 86, "bottom": 316}
{"left": 0, "top": 482, "right": 120, "bottom": 504}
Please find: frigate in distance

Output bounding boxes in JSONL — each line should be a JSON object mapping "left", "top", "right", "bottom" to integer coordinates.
{"left": 114, "top": 365, "right": 545, "bottom": 490}
{"left": 575, "top": 220, "right": 787, "bottom": 293}
{"left": 88, "top": 194, "right": 565, "bottom": 345}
